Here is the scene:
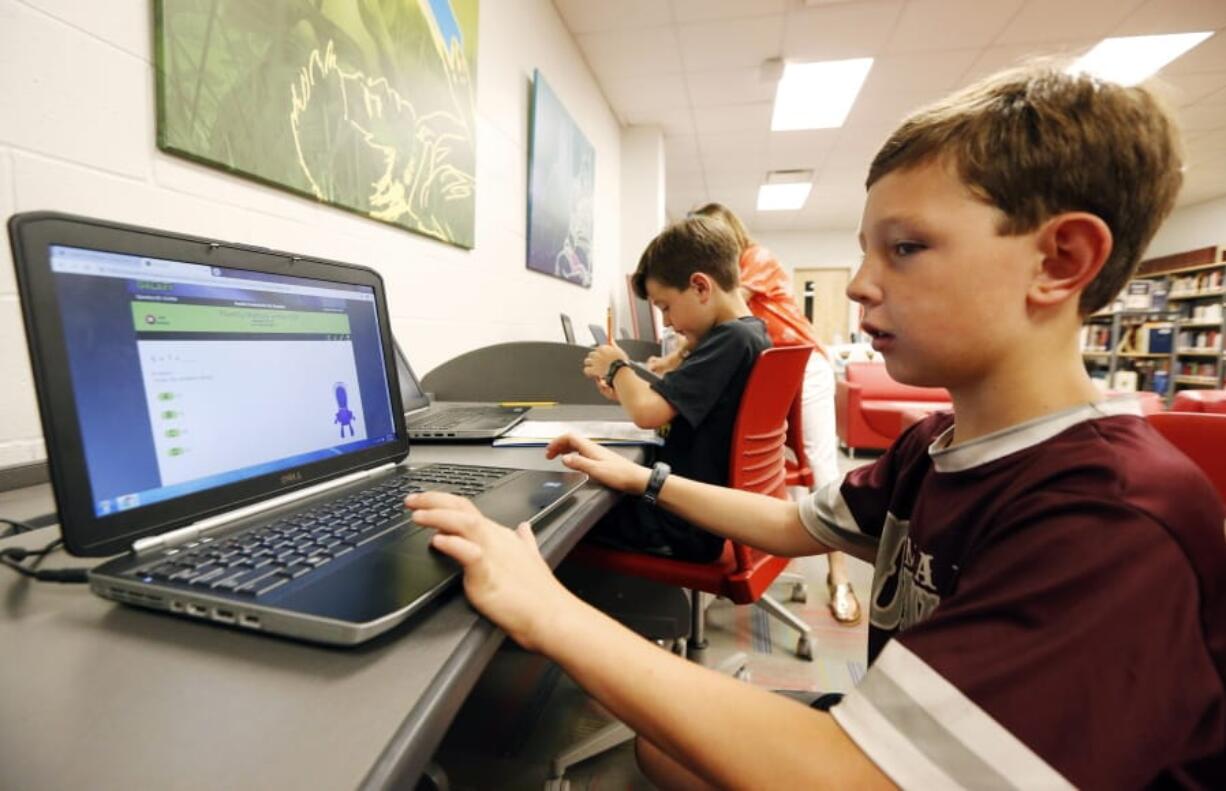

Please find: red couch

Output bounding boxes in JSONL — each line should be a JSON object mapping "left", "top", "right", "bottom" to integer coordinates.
{"left": 1171, "top": 389, "right": 1226, "bottom": 414}
{"left": 836, "top": 363, "right": 951, "bottom": 453}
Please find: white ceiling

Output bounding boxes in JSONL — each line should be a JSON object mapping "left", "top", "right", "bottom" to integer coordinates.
{"left": 554, "top": 0, "right": 1226, "bottom": 233}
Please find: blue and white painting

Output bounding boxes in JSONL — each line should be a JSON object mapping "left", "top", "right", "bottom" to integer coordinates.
{"left": 526, "top": 70, "right": 594, "bottom": 287}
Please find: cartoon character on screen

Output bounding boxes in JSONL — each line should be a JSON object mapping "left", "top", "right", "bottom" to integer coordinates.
{"left": 333, "top": 382, "right": 357, "bottom": 438}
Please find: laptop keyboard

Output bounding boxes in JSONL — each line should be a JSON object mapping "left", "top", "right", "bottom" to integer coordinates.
{"left": 132, "top": 464, "right": 515, "bottom": 597}
{"left": 410, "top": 406, "right": 506, "bottom": 430}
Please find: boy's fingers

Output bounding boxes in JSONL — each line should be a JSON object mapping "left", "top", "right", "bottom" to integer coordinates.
{"left": 545, "top": 434, "right": 577, "bottom": 458}
{"left": 514, "top": 522, "right": 539, "bottom": 554}
{"left": 411, "top": 507, "right": 487, "bottom": 539}
{"left": 405, "top": 491, "right": 473, "bottom": 512}
{"left": 430, "top": 533, "right": 483, "bottom": 566}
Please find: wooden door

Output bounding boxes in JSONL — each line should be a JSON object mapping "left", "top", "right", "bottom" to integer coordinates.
{"left": 792, "top": 268, "right": 850, "bottom": 346}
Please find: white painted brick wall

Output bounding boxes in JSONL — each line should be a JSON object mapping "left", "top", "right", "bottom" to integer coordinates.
{"left": 0, "top": 0, "right": 627, "bottom": 466}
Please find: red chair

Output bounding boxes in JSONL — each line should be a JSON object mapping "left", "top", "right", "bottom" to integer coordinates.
{"left": 549, "top": 346, "right": 816, "bottom": 785}
{"left": 569, "top": 344, "right": 817, "bottom": 660}
{"left": 1147, "top": 412, "right": 1226, "bottom": 504}
{"left": 836, "top": 362, "right": 951, "bottom": 454}
{"left": 1171, "top": 389, "right": 1226, "bottom": 414}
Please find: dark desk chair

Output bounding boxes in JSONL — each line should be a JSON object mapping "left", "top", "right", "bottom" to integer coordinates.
{"left": 614, "top": 338, "right": 662, "bottom": 362}
{"left": 1147, "top": 412, "right": 1226, "bottom": 504}
{"left": 420, "top": 341, "right": 608, "bottom": 405}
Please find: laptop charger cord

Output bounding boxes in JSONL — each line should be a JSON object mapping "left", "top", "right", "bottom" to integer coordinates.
{"left": 0, "top": 523, "right": 89, "bottom": 584}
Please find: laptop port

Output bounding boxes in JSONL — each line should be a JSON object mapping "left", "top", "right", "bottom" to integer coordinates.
{"left": 186, "top": 603, "right": 208, "bottom": 617}
{"left": 239, "top": 613, "right": 262, "bottom": 629}
{"left": 170, "top": 600, "right": 185, "bottom": 613}
{"left": 212, "top": 608, "right": 237, "bottom": 624}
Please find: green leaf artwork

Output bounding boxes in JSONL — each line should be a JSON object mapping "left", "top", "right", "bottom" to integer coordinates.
{"left": 156, "top": 0, "right": 479, "bottom": 248}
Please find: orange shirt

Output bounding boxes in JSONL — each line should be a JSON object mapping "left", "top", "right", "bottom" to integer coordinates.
{"left": 739, "top": 245, "right": 824, "bottom": 354}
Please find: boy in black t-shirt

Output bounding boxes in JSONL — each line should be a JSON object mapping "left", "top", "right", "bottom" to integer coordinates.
{"left": 581, "top": 216, "right": 770, "bottom": 562}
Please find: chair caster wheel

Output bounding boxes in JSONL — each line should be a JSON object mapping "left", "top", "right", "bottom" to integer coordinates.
{"left": 796, "top": 635, "right": 814, "bottom": 661}
{"left": 790, "top": 583, "right": 808, "bottom": 603}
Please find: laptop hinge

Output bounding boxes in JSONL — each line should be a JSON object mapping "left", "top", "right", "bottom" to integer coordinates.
{"left": 130, "top": 462, "right": 397, "bottom": 556}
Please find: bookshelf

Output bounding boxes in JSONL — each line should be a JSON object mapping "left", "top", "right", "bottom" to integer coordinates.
{"left": 1082, "top": 245, "right": 1226, "bottom": 403}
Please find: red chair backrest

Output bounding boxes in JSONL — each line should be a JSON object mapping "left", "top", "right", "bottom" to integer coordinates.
{"left": 726, "top": 346, "right": 813, "bottom": 578}
{"left": 1147, "top": 412, "right": 1226, "bottom": 504}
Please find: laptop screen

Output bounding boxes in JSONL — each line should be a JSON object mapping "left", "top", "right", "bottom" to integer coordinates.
{"left": 48, "top": 244, "right": 399, "bottom": 518}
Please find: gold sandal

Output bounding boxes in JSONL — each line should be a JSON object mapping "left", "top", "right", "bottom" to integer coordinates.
{"left": 827, "top": 574, "right": 862, "bottom": 626}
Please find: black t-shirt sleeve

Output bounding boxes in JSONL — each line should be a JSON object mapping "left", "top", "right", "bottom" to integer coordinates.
{"left": 651, "top": 323, "right": 760, "bottom": 429}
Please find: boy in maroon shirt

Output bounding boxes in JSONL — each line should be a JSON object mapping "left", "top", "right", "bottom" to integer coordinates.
{"left": 408, "top": 65, "right": 1225, "bottom": 788}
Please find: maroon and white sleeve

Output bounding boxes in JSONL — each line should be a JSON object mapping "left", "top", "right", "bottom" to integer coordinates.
{"left": 830, "top": 502, "right": 1219, "bottom": 789}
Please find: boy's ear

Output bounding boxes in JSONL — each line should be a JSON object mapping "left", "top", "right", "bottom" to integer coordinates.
{"left": 689, "top": 271, "right": 714, "bottom": 301}
{"left": 1029, "top": 212, "right": 1113, "bottom": 310}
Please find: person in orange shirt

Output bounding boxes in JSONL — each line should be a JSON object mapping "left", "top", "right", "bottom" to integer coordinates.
{"left": 649, "top": 202, "right": 862, "bottom": 625}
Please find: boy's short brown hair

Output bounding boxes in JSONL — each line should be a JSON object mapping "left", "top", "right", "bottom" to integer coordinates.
{"left": 867, "top": 64, "right": 1183, "bottom": 314}
{"left": 631, "top": 216, "right": 740, "bottom": 299}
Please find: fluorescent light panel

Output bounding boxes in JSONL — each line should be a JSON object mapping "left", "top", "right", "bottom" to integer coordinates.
{"left": 757, "top": 182, "right": 812, "bottom": 211}
{"left": 1070, "top": 31, "right": 1213, "bottom": 86}
{"left": 771, "top": 58, "right": 874, "bottom": 131}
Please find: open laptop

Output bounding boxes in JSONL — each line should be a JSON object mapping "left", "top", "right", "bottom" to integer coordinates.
{"left": 589, "top": 324, "right": 608, "bottom": 345}
{"left": 7, "top": 212, "right": 586, "bottom": 645}
{"left": 394, "top": 339, "right": 529, "bottom": 441}
{"left": 560, "top": 313, "right": 576, "bottom": 344}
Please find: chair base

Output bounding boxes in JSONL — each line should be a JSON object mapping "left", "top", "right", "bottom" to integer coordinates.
{"left": 754, "top": 594, "right": 814, "bottom": 661}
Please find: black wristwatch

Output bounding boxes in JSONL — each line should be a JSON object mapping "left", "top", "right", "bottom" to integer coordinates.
{"left": 604, "top": 359, "right": 629, "bottom": 389}
{"left": 642, "top": 461, "right": 670, "bottom": 506}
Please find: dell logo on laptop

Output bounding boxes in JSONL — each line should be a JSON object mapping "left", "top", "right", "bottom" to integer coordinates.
{"left": 280, "top": 471, "right": 303, "bottom": 485}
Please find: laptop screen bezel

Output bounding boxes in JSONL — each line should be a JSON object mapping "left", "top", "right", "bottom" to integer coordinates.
{"left": 8, "top": 212, "right": 410, "bottom": 557}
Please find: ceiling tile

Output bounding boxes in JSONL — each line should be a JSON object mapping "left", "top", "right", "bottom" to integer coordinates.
{"left": 625, "top": 106, "right": 697, "bottom": 138}
{"left": 677, "top": 16, "right": 785, "bottom": 71}
{"left": 601, "top": 74, "right": 689, "bottom": 115}
{"left": 1175, "top": 101, "right": 1226, "bottom": 132}
{"left": 884, "top": 0, "right": 1026, "bottom": 54}
{"left": 767, "top": 129, "right": 839, "bottom": 171}
{"left": 782, "top": 1, "right": 904, "bottom": 60}
{"left": 692, "top": 102, "right": 773, "bottom": 134}
{"left": 1160, "top": 70, "right": 1226, "bottom": 106}
{"left": 994, "top": 0, "right": 1145, "bottom": 45}
{"left": 1113, "top": 0, "right": 1226, "bottom": 36}
{"left": 672, "top": 0, "right": 788, "bottom": 23}
{"left": 686, "top": 66, "right": 777, "bottom": 107}
{"left": 553, "top": 0, "right": 673, "bottom": 34}
{"left": 862, "top": 49, "right": 982, "bottom": 95}
{"left": 961, "top": 40, "right": 1094, "bottom": 83}
{"left": 577, "top": 26, "right": 683, "bottom": 78}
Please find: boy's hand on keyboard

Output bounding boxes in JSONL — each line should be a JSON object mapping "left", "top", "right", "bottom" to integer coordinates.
{"left": 406, "top": 491, "right": 577, "bottom": 651}
{"left": 546, "top": 433, "right": 651, "bottom": 495}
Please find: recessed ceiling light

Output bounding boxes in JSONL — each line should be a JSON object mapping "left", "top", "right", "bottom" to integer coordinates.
{"left": 757, "top": 183, "right": 812, "bottom": 211}
{"left": 770, "top": 58, "right": 874, "bottom": 131}
{"left": 1070, "top": 31, "right": 1213, "bottom": 86}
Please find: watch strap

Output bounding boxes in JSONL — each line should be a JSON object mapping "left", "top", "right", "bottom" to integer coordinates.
{"left": 604, "top": 359, "right": 629, "bottom": 389}
{"left": 642, "top": 461, "right": 670, "bottom": 506}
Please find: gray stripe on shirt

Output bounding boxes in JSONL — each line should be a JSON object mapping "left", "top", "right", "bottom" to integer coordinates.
{"left": 857, "top": 667, "right": 1019, "bottom": 789}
